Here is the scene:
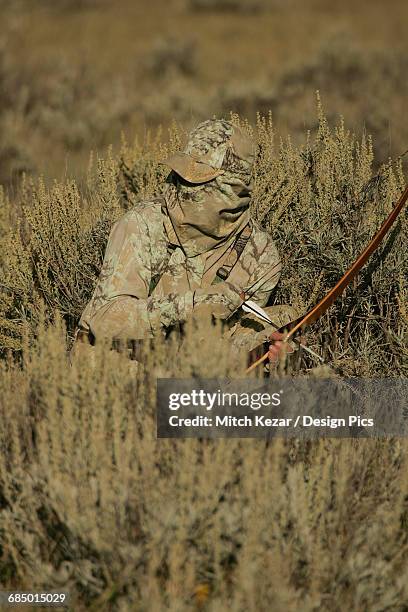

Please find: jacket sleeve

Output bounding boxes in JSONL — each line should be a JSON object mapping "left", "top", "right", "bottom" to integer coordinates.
{"left": 79, "top": 212, "right": 243, "bottom": 342}
{"left": 229, "top": 225, "right": 282, "bottom": 308}
{"left": 243, "top": 239, "right": 281, "bottom": 307}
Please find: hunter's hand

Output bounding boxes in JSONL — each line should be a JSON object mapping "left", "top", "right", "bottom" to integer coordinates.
{"left": 268, "top": 331, "right": 294, "bottom": 364}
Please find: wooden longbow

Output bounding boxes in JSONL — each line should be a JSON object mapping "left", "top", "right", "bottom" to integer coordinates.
{"left": 246, "top": 184, "right": 408, "bottom": 373}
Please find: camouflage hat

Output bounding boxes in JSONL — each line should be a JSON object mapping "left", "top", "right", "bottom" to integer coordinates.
{"left": 162, "top": 119, "right": 256, "bottom": 184}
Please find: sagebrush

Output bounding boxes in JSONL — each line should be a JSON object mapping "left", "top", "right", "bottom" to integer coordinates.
{"left": 0, "top": 317, "right": 408, "bottom": 611}
{"left": 1, "top": 108, "right": 406, "bottom": 374}
{"left": 1, "top": 0, "right": 408, "bottom": 186}
{"left": 0, "top": 107, "right": 407, "bottom": 610}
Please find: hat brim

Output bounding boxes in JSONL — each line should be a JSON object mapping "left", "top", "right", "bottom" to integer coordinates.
{"left": 160, "top": 152, "right": 224, "bottom": 184}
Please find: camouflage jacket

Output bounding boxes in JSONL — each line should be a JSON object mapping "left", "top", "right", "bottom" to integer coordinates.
{"left": 79, "top": 198, "right": 282, "bottom": 342}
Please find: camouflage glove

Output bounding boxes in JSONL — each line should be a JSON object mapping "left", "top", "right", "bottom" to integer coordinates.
{"left": 145, "top": 282, "right": 241, "bottom": 333}
{"left": 193, "top": 283, "right": 243, "bottom": 320}
{"left": 87, "top": 285, "right": 243, "bottom": 341}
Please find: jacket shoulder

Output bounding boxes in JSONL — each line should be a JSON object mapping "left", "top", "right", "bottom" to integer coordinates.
{"left": 249, "top": 221, "right": 279, "bottom": 257}
{"left": 127, "top": 197, "right": 163, "bottom": 217}
{"left": 118, "top": 198, "right": 164, "bottom": 227}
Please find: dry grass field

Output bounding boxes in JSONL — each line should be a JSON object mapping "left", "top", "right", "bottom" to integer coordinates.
{"left": 0, "top": 0, "right": 407, "bottom": 610}
{"left": 1, "top": 321, "right": 408, "bottom": 611}
{"left": 1, "top": 0, "right": 408, "bottom": 185}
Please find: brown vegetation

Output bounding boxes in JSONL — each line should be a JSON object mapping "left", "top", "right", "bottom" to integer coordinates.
{"left": 0, "top": 319, "right": 408, "bottom": 610}
{"left": 0, "top": 107, "right": 407, "bottom": 608}
{"left": 1, "top": 0, "right": 408, "bottom": 186}
{"left": 0, "top": 1, "right": 407, "bottom": 609}
{"left": 1, "top": 109, "right": 406, "bottom": 374}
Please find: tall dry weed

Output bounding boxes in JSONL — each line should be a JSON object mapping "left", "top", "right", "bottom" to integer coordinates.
{"left": 0, "top": 108, "right": 407, "bottom": 609}
{"left": 248, "top": 106, "right": 407, "bottom": 375}
{"left": 2, "top": 3, "right": 408, "bottom": 183}
{"left": 187, "top": 0, "right": 266, "bottom": 12}
{"left": 2, "top": 107, "right": 406, "bottom": 374}
{"left": 0, "top": 318, "right": 407, "bottom": 610}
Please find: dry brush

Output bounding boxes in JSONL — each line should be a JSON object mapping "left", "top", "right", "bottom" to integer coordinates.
{"left": 0, "top": 109, "right": 407, "bottom": 610}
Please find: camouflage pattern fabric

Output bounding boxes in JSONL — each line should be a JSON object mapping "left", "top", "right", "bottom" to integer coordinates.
{"left": 77, "top": 119, "right": 290, "bottom": 356}
{"left": 162, "top": 118, "right": 255, "bottom": 186}
{"left": 162, "top": 119, "right": 254, "bottom": 258}
{"left": 78, "top": 199, "right": 282, "bottom": 344}
{"left": 228, "top": 305, "right": 300, "bottom": 353}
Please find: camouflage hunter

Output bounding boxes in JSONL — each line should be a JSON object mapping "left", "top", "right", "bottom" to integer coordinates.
{"left": 74, "top": 119, "right": 298, "bottom": 360}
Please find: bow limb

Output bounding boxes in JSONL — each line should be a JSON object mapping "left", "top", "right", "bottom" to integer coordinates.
{"left": 246, "top": 183, "right": 408, "bottom": 374}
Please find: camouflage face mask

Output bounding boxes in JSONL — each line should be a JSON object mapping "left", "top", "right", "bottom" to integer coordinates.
{"left": 162, "top": 119, "right": 256, "bottom": 257}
